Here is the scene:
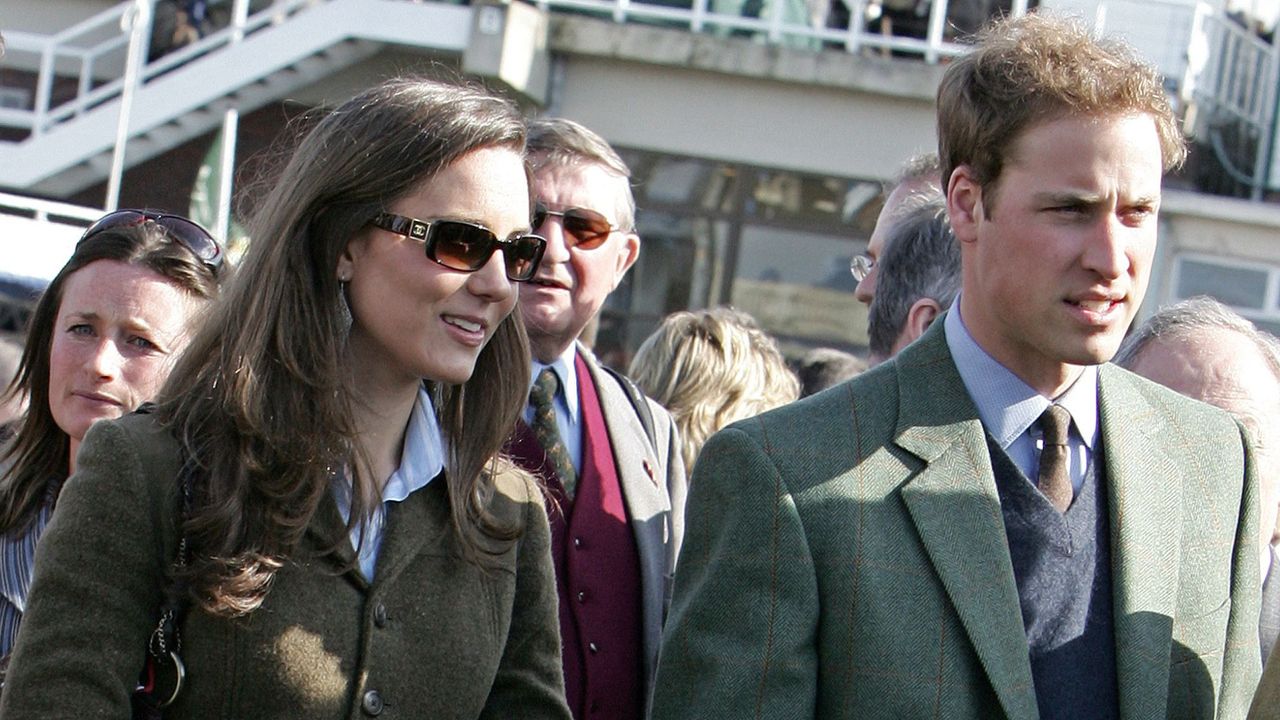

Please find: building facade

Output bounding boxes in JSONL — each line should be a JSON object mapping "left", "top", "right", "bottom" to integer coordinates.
{"left": 3, "top": 0, "right": 1280, "bottom": 357}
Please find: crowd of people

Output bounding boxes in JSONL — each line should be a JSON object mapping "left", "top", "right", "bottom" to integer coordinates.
{"left": 0, "top": 9, "right": 1278, "bottom": 720}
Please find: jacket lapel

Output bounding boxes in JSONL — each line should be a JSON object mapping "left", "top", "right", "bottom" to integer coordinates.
{"left": 305, "top": 490, "right": 366, "bottom": 590}
{"left": 893, "top": 324, "right": 1040, "bottom": 720}
{"left": 579, "top": 348, "right": 670, "bottom": 524}
{"left": 1098, "top": 366, "right": 1181, "bottom": 720}
{"left": 373, "top": 475, "right": 453, "bottom": 589}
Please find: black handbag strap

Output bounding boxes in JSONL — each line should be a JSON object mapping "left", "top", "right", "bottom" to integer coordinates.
{"left": 133, "top": 404, "right": 195, "bottom": 715}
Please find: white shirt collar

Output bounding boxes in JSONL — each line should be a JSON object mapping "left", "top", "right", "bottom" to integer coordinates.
{"left": 333, "top": 383, "right": 445, "bottom": 580}
{"left": 382, "top": 383, "right": 446, "bottom": 502}
{"left": 944, "top": 297, "right": 1099, "bottom": 451}
{"left": 529, "top": 344, "right": 579, "bottom": 420}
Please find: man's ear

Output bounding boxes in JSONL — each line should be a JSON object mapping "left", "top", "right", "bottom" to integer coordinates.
{"left": 946, "top": 165, "right": 983, "bottom": 244}
{"left": 612, "top": 232, "right": 641, "bottom": 289}
{"left": 903, "top": 297, "right": 943, "bottom": 345}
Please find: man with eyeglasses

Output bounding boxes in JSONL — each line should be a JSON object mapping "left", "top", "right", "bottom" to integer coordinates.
{"left": 865, "top": 197, "right": 960, "bottom": 365}
{"left": 851, "top": 153, "right": 942, "bottom": 306}
{"left": 654, "top": 13, "right": 1261, "bottom": 720}
{"left": 509, "top": 117, "right": 687, "bottom": 720}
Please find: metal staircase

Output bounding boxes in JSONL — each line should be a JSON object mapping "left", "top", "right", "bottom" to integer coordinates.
{"left": 0, "top": 0, "right": 476, "bottom": 197}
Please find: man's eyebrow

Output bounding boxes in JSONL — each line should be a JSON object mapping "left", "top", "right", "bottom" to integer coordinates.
{"left": 1031, "top": 191, "right": 1101, "bottom": 206}
{"left": 1030, "top": 191, "right": 1160, "bottom": 207}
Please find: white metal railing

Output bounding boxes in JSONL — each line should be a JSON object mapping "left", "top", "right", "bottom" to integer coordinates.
{"left": 0, "top": 0, "right": 322, "bottom": 138}
{"left": 4, "top": 0, "right": 1278, "bottom": 197}
{"left": 0, "top": 191, "right": 103, "bottom": 283}
{"left": 533, "top": 0, "right": 1032, "bottom": 59}
{"left": 0, "top": 0, "right": 1031, "bottom": 142}
{"left": 0, "top": 191, "right": 103, "bottom": 225}
{"left": 1175, "top": 3, "right": 1280, "bottom": 197}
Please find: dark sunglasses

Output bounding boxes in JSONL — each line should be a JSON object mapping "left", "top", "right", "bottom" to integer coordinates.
{"left": 80, "top": 210, "right": 223, "bottom": 272}
{"left": 369, "top": 212, "right": 547, "bottom": 282}
{"left": 531, "top": 202, "right": 619, "bottom": 250}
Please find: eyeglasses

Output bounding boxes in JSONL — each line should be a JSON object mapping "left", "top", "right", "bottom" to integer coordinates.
{"left": 531, "top": 202, "right": 619, "bottom": 250}
{"left": 850, "top": 253, "right": 875, "bottom": 282}
{"left": 369, "top": 212, "right": 547, "bottom": 282}
{"left": 80, "top": 210, "right": 223, "bottom": 272}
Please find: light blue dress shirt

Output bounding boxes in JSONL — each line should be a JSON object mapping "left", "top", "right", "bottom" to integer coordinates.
{"left": 334, "top": 384, "right": 444, "bottom": 581}
{"left": 944, "top": 301, "right": 1099, "bottom": 493}
{"left": 524, "top": 345, "right": 583, "bottom": 474}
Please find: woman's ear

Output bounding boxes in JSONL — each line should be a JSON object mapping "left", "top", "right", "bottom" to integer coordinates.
{"left": 336, "top": 237, "right": 363, "bottom": 283}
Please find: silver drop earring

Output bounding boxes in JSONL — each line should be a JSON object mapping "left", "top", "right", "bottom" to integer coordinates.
{"left": 337, "top": 276, "right": 353, "bottom": 339}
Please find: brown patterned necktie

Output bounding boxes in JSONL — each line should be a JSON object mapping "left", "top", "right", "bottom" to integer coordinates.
{"left": 529, "top": 368, "right": 578, "bottom": 499}
{"left": 1036, "top": 404, "right": 1073, "bottom": 513}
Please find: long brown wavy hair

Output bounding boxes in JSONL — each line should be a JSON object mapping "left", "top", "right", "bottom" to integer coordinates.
{"left": 0, "top": 221, "right": 221, "bottom": 536}
{"left": 157, "top": 77, "right": 534, "bottom": 616}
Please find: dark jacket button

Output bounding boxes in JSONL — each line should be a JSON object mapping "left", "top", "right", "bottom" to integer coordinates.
{"left": 362, "top": 689, "right": 384, "bottom": 716}
{"left": 588, "top": 641, "right": 599, "bottom": 653}
{"left": 374, "top": 603, "right": 388, "bottom": 628}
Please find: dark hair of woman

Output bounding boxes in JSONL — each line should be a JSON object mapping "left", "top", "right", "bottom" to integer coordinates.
{"left": 0, "top": 222, "right": 220, "bottom": 537}
{"left": 157, "top": 77, "right": 533, "bottom": 616}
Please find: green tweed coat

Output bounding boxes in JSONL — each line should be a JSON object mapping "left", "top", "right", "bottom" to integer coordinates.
{"left": 0, "top": 411, "right": 572, "bottom": 719}
{"left": 651, "top": 321, "right": 1262, "bottom": 720}
{"left": 1249, "top": 644, "right": 1280, "bottom": 718}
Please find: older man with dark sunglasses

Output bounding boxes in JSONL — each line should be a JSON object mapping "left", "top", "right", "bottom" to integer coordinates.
{"left": 508, "top": 117, "right": 686, "bottom": 720}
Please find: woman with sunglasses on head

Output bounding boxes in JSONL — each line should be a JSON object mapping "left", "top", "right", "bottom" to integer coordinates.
{"left": 0, "top": 76, "right": 569, "bottom": 720}
{"left": 0, "top": 211, "right": 223, "bottom": 666}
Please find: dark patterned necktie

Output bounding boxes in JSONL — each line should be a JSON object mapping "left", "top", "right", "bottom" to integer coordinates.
{"left": 1036, "top": 404, "right": 1073, "bottom": 513}
{"left": 529, "top": 368, "right": 578, "bottom": 499}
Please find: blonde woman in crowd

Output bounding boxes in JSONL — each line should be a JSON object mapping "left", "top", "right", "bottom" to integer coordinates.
{"left": 0, "top": 77, "right": 569, "bottom": 719}
{"left": 629, "top": 307, "right": 799, "bottom": 473}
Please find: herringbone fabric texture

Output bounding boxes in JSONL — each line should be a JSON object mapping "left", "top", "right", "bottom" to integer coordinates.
{"left": 1037, "top": 404, "right": 1073, "bottom": 513}
{"left": 530, "top": 368, "right": 577, "bottom": 499}
{"left": 652, "top": 319, "right": 1262, "bottom": 720}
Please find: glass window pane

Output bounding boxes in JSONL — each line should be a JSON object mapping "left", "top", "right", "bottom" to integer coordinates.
{"left": 747, "top": 170, "right": 881, "bottom": 233}
{"left": 622, "top": 151, "right": 740, "bottom": 214}
{"left": 730, "top": 224, "right": 865, "bottom": 349}
{"left": 1176, "top": 258, "right": 1268, "bottom": 310}
{"left": 592, "top": 213, "right": 726, "bottom": 369}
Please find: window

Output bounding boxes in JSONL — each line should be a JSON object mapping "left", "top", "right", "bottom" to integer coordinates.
{"left": 595, "top": 148, "right": 881, "bottom": 367}
{"left": 1171, "top": 253, "right": 1280, "bottom": 332}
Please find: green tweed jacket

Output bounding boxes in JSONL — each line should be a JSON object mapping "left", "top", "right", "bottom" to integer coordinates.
{"left": 0, "top": 411, "right": 571, "bottom": 719}
{"left": 651, "top": 321, "right": 1261, "bottom": 720}
{"left": 1249, "top": 644, "right": 1280, "bottom": 718}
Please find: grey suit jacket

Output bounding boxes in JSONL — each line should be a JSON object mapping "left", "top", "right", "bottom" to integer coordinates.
{"left": 577, "top": 344, "right": 688, "bottom": 703}
{"left": 652, "top": 320, "right": 1260, "bottom": 720}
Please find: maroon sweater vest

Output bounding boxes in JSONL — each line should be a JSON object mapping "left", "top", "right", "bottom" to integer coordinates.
{"left": 508, "top": 354, "right": 644, "bottom": 720}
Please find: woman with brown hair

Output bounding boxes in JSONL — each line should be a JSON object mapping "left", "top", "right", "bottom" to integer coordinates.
{"left": 0, "top": 77, "right": 568, "bottom": 719}
{"left": 0, "top": 212, "right": 222, "bottom": 661}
